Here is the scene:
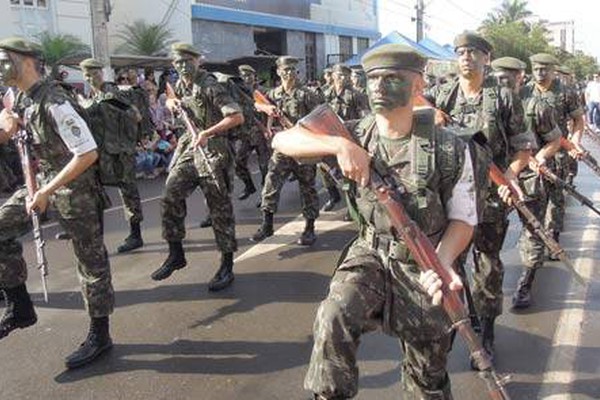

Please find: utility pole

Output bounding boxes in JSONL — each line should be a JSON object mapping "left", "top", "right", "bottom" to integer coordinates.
{"left": 415, "top": 0, "right": 425, "bottom": 42}
{"left": 89, "top": 0, "right": 112, "bottom": 79}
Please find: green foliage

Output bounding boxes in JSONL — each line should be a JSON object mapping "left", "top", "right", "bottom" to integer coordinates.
{"left": 553, "top": 49, "right": 599, "bottom": 80}
{"left": 483, "top": 0, "right": 532, "bottom": 25}
{"left": 37, "top": 31, "right": 90, "bottom": 78}
{"left": 115, "top": 20, "right": 174, "bottom": 56}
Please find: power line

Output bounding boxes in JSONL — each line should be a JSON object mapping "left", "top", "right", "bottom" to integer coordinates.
{"left": 445, "top": 0, "right": 480, "bottom": 22}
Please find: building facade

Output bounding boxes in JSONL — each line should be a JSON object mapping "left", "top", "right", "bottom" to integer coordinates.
{"left": 191, "top": 0, "right": 379, "bottom": 80}
{"left": 546, "top": 20, "right": 576, "bottom": 54}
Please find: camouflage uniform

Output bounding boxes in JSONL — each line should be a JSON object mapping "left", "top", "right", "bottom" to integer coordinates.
{"left": 541, "top": 79, "right": 584, "bottom": 234}
{"left": 518, "top": 82, "right": 562, "bottom": 269}
{"left": 83, "top": 81, "right": 143, "bottom": 225}
{"left": 306, "top": 109, "right": 475, "bottom": 399}
{"left": 161, "top": 70, "right": 240, "bottom": 253}
{"left": 122, "top": 83, "right": 154, "bottom": 140}
{"left": 426, "top": 75, "right": 531, "bottom": 320}
{"left": 260, "top": 84, "right": 321, "bottom": 219}
{"left": 0, "top": 80, "right": 114, "bottom": 317}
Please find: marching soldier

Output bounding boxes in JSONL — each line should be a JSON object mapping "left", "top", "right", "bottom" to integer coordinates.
{"left": 233, "top": 64, "right": 271, "bottom": 201}
{"left": 251, "top": 56, "right": 322, "bottom": 245}
{"left": 425, "top": 32, "right": 534, "bottom": 361}
{"left": 150, "top": 43, "right": 244, "bottom": 292}
{"left": 79, "top": 58, "right": 144, "bottom": 253}
{"left": 273, "top": 43, "right": 477, "bottom": 400}
{"left": 513, "top": 53, "right": 582, "bottom": 307}
{"left": 0, "top": 37, "right": 115, "bottom": 368}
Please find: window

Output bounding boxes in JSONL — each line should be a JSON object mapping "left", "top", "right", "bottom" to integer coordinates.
{"left": 10, "top": 0, "right": 48, "bottom": 7}
{"left": 338, "top": 36, "right": 353, "bottom": 62}
{"left": 357, "top": 38, "right": 369, "bottom": 53}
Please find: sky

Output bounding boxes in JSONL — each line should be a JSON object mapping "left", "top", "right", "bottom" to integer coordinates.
{"left": 378, "top": 0, "right": 600, "bottom": 60}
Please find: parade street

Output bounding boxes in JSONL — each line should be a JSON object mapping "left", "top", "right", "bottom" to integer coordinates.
{"left": 1, "top": 138, "right": 600, "bottom": 400}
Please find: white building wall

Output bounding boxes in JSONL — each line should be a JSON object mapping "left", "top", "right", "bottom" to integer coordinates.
{"left": 107, "top": 0, "right": 193, "bottom": 53}
{"left": 310, "top": 0, "right": 377, "bottom": 31}
{"left": 324, "top": 34, "right": 340, "bottom": 59}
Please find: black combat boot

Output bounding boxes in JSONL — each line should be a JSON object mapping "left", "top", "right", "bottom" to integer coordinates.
{"left": 512, "top": 268, "right": 537, "bottom": 309}
{"left": 548, "top": 231, "right": 560, "bottom": 261}
{"left": 117, "top": 221, "right": 144, "bottom": 253}
{"left": 297, "top": 218, "right": 317, "bottom": 246}
{"left": 238, "top": 177, "right": 257, "bottom": 200}
{"left": 65, "top": 316, "right": 112, "bottom": 369}
{"left": 251, "top": 212, "right": 274, "bottom": 242}
{"left": 470, "top": 316, "right": 496, "bottom": 370}
{"left": 321, "top": 186, "right": 341, "bottom": 212}
{"left": 208, "top": 252, "right": 234, "bottom": 291}
{"left": 0, "top": 284, "right": 37, "bottom": 340}
{"left": 199, "top": 215, "right": 213, "bottom": 228}
{"left": 151, "top": 241, "right": 187, "bottom": 281}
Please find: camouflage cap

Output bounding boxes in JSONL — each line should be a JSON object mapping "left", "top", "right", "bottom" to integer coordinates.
{"left": 171, "top": 42, "right": 202, "bottom": 58}
{"left": 530, "top": 53, "right": 559, "bottom": 66}
{"left": 349, "top": 65, "right": 364, "bottom": 71}
{"left": 238, "top": 64, "right": 256, "bottom": 74}
{"left": 0, "top": 36, "right": 42, "bottom": 57}
{"left": 276, "top": 56, "right": 300, "bottom": 67}
{"left": 491, "top": 56, "right": 526, "bottom": 72}
{"left": 79, "top": 57, "right": 104, "bottom": 70}
{"left": 453, "top": 31, "right": 493, "bottom": 54}
{"left": 331, "top": 64, "right": 351, "bottom": 74}
{"left": 556, "top": 65, "right": 572, "bottom": 75}
{"left": 361, "top": 43, "right": 427, "bottom": 74}
{"left": 323, "top": 67, "right": 332, "bottom": 74}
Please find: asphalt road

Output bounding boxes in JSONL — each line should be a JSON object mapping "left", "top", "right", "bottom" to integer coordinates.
{"left": 1, "top": 141, "right": 600, "bottom": 400}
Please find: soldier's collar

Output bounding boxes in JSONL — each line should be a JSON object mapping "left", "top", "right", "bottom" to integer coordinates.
{"left": 25, "top": 79, "right": 44, "bottom": 97}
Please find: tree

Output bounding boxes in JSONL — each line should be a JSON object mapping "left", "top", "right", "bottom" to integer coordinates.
{"left": 115, "top": 20, "right": 174, "bottom": 56}
{"left": 37, "top": 32, "right": 90, "bottom": 79}
{"left": 553, "top": 49, "right": 599, "bottom": 80}
{"left": 483, "top": 0, "right": 532, "bottom": 26}
{"left": 480, "top": 20, "right": 550, "bottom": 64}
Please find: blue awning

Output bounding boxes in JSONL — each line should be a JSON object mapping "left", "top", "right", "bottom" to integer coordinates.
{"left": 345, "top": 31, "right": 448, "bottom": 66}
{"left": 418, "top": 38, "right": 456, "bottom": 61}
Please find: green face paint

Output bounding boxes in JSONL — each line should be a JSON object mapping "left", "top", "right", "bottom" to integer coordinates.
{"left": 367, "top": 73, "right": 412, "bottom": 112}
{"left": 173, "top": 57, "right": 197, "bottom": 79}
{"left": 0, "top": 50, "right": 18, "bottom": 86}
{"left": 82, "top": 68, "right": 103, "bottom": 89}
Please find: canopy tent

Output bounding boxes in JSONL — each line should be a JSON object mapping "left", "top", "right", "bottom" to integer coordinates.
{"left": 418, "top": 38, "right": 456, "bottom": 61}
{"left": 344, "top": 31, "right": 448, "bottom": 66}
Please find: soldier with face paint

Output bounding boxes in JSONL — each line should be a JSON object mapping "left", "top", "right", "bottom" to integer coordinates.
{"left": 150, "top": 42, "right": 244, "bottom": 292}
{"left": 251, "top": 56, "right": 322, "bottom": 245}
{"left": 491, "top": 56, "right": 527, "bottom": 94}
{"left": 0, "top": 37, "right": 115, "bottom": 369}
{"left": 79, "top": 58, "right": 145, "bottom": 253}
{"left": 350, "top": 65, "right": 367, "bottom": 96}
{"left": 425, "top": 32, "right": 534, "bottom": 364}
{"left": 272, "top": 43, "right": 478, "bottom": 400}
{"left": 512, "top": 53, "right": 584, "bottom": 308}
{"left": 232, "top": 64, "right": 271, "bottom": 201}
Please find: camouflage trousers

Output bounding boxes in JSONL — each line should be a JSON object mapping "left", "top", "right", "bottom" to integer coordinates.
{"left": 161, "top": 157, "right": 237, "bottom": 253}
{"left": 305, "top": 239, "right": 453, "bottom": 400}
{"left": 518, "top": 174, "right": 549, "bottom": 269}
{"left": 318, "top": 163, "right": 338, "bottom": 192}
{"left": 544, "top": 151, "right": 569, "bottom": 234}
{"left": 0, "top": 187, "right": 114, "bottom": 317}
{"left": 234, "top": 131, "right": 270, "bottom": 187}
{"left": 260, "top": 151, "right": 319, "bottom": 220}
{"left": 458, "top": 198, "right": 510, "bottom": 320}
{"left": 99, "top": 152, "right": 143, "bottom": 224}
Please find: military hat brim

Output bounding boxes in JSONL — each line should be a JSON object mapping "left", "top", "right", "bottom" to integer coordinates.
{"left": 171, "top": 42, "right": 202, "bottom": 58}
{"left": 530, "top": 53, "right": 560, "bottom": 66}
{"left": 454, "top": 31, "right": 493, "bottom": 54}
{"left": 0, "top": 37, "right": 42, "bottom": 58}
{"left": 491, "top": 56, "right": 526, "bottom": 72}
{"left": 79, "top": 58, "right": 104, "bottom": 70}
{"left": 361, "top": 43, "right": 427, "bottom": 73}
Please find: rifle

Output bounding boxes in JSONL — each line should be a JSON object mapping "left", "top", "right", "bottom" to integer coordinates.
{"left": 3, "top": 89, "right": 49, "bottom": 302}
{"left": 253, "top": 90, "right": 294, "bottom": 130}
{"left": 530, "top": 157, "right": 600, "bottom": 218}
{"left": 560, "top": 137, "right": 600, "bottom": 177}
{"left": 297, "top": 104, "right": 511, "bottom": 400}
{"left": 584, "top": 123, "right": 600, "bottom": 145}
{"left": 164, "top": 82, "right": 217, "bottom": 185}
{"left": 488, "top": 163, "right": 585, "bottom": 285}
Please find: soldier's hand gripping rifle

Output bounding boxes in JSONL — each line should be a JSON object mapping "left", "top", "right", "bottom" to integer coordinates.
{"left": 165, "top": 82, "right": 217, "bottom": 185}
{"left": 253, "top": 90, "right": 294, "bottom": 130}
{"left": 489, "top": 163, "right": 585, "bottom": 285}
{"left": 297, "top": 104, "right": 511, "bottom": 400}
{"left": 529, "top": 157, "right": 600, "bottom": 218}
{"left": 560, "top": 136, "right": 600, "bottom": 177}
{"left": 3, "top": 89, "right": 49, "bottom": 302}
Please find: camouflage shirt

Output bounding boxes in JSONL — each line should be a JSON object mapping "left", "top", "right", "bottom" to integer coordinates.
{"left": 323, "top": 85, "right": 368, "bottom": 121}
{"left": 426, "top": 76, "right": 533, "bottom": 169}
{"left": 174, "top": 70, "right": 242, "bottom": 175}
{"left": 267, "top": 83, "right": 322, "bottom": 125}
{"left": 520, "top": 79, "right": 583, "bottom": 138}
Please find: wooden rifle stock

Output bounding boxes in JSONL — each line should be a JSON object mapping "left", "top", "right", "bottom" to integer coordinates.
{"left": 488, "top": 163, "right": 585, "bottom": 285}
{"left": 560, "top": 137, "right": 600, "bottom": 177}
{"left": 253, "top": 90, "right": 294, "bottom": 129}
{"left": 3, "top": 89, "right": 49, "bottom": 302}
{"left": 298, "top": 104, "right": 511, "bottom": 399}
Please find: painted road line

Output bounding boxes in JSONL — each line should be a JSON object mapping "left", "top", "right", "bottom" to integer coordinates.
{"left": 539, "top": 192, "right": 599, "bottom": 398}
{"left": 234, "top": 214, "right": 353, "bottom": 264}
